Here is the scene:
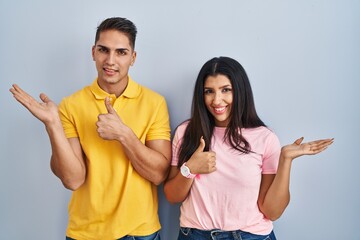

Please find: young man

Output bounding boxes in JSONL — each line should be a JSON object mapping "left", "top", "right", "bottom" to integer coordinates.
{"left": 10, "top": 17, "right": 171, "bottom": 240}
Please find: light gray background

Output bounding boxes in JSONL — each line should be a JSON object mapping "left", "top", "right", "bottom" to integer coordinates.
{"left": 1, "top": 0, "right": 359, "bottom": 239}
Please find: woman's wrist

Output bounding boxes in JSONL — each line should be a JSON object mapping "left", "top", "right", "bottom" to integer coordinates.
{"left": 279, "top": 153, "right": 293, "bottom": 165}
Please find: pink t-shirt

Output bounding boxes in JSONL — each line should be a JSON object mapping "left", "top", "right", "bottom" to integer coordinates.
{"left": 171, "top": 123, "right": 281, "bottom": 235}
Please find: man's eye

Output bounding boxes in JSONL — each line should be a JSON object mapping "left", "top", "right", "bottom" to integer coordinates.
{"left": 98, "top": 48, "right": 107, "bottom": 53}
{"left": 116, "top": 50, "right": 126, "bottom": 55}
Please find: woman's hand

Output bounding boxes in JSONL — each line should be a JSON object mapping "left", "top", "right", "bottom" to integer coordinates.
{"left": 281, "top": 137, "right": 334, "bottom": 160}
{"left": 186, "top": 137, "right": 216, "bottom": 174}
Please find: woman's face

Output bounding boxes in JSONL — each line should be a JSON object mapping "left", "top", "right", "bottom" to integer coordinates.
{"left": 204, "top": 74, "right": 233, "bottom": 127}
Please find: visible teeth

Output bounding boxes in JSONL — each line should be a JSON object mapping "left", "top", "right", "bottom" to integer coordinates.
{"left": 214, "top": 107, "right": 225, "bottom": 112}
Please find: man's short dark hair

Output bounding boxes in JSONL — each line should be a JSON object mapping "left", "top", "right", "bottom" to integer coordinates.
{"left": 95, "top": 17, "right": 137, "bottom": 49}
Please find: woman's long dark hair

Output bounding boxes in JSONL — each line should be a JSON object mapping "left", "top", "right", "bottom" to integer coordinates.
{"left": 177, "top": 56, "right": 266, "bottom": 168}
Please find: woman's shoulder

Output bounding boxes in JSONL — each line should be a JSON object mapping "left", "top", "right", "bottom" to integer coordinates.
{"left": 171, "top": 120, "right": 191, "bottom": 144}
{"left": 243, "top": 125, "right": 273, "bottom": 134}
{"left": 243, "top": 126, "right": 281, "bottom": 151}
{"left": 243, "top": 126, "right": 278, "bottom": 140}
{"left": 175, "top": 120, "right": 190, "bottom": 132}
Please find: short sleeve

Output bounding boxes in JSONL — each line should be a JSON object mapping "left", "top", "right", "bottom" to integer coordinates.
{"left": 58, "top": 98, "right": 78, "bottom": 138}
{"left": 170, "top": 123, "right": 188, "bottom": 166}
{"left": 146, "top": 97, "right": 171, "bottom": 141}
{"left": 262, "top": 131, "right": 281, "bottom": 174}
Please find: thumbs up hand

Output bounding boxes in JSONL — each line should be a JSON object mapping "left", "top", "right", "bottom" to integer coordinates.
{"left": 186, "top": 137, "right": 217, "bottom": 174}
{"left": 96, "top": 97, "right": 128, "bottom": 141}
{"left": 104, "top": 96, "right": 117, "bottom": 115}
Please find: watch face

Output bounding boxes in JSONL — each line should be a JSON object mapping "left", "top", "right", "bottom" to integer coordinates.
{"left": 180, "top": 165, "right": 190, "bottom": 177}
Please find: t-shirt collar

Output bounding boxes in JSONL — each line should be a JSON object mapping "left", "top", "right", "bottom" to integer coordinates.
{"left": 90, "top": 76, "right": 140, "bottom": 100}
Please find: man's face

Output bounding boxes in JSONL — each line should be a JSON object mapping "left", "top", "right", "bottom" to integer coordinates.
{"left": 92, "top": 30, "right": 136, "bottom": 88}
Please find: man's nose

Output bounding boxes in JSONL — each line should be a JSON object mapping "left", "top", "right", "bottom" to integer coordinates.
{"left": 106, "top": 52, "right": 115, "bottom": 65}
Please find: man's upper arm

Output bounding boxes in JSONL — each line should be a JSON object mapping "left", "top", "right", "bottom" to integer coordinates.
{"left": 146, "top": 139, "right": 171, "bottom": 162}
{"left": 146, "top": 98, "right": 171, "bottom": 141}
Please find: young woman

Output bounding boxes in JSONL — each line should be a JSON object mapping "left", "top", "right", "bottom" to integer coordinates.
{"left": 164, "top": 56, "right": 333, "bottom": 240}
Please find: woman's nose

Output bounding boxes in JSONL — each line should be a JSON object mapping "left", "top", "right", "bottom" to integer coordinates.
{"left": 212, "top": 92, "right": 222, "bottom": 105}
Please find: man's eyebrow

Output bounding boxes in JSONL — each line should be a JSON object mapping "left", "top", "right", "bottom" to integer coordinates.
{"left": 96, "top": 45, "right": 109, "bottom": 50}
{"left": 96, "top": 45, "right": 130, "bottom": 51}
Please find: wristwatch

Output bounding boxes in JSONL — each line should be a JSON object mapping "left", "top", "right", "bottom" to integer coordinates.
{"left": 180, "top": 162, "right": 196, "bottom": 179}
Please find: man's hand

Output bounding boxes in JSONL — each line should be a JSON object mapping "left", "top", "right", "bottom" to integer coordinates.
{"left": 96, "top": 97, "right": 129, "bottom": 141}
{"left": 9, "top": 84, "right": 59, "bottom": 125}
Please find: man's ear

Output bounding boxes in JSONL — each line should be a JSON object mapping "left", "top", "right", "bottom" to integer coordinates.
{"left": 92, "top": 45, "right": 96, "bottom": 61}
{"left": 131, "top": 51, "right": 137, "bottom": 66}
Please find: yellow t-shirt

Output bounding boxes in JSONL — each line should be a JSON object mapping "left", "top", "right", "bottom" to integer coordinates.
{"left": 58, "top": 77, "right": 171, "bottom": 240}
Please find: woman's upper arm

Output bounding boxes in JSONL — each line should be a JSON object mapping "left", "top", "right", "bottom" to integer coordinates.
{"left": 257, "top": 174, "right": 276, "bottom": 210}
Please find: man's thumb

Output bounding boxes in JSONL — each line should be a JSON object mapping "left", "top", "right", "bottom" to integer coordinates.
{"left": 105, "top": 97, "right": 116, "bottom": 114}
{"left": 40, "top": 93, "right": 52, "bottom": 103}
{"left": 196, "top": 136, "right": 206, "bottom": 152}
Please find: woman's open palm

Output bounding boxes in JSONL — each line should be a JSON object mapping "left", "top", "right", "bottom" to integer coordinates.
{"left": 281, "top": 137, "right": 334, "bottom": 160}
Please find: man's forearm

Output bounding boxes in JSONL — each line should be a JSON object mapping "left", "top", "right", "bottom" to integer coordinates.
{"left": 119, "top": 128, "right": 171, "bottom": 185}
{"left": 46, "top": 122, "right": 86, "bottom": 190}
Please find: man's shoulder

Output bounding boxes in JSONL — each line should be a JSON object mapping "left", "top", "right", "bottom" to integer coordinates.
{"left": 137, "top": 82, "right": 164, "bottom": 98}
{"left": 132, "top": 82, "right": 167, "bottom": 106}
{"left": 66, "top": 85, "right": 91, "bottom": 98}
{"left": 59, "top": 85, "right": 91, "bottom": 107}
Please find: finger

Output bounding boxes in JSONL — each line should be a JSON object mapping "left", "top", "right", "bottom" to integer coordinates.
{"left": 294, "top": 137, "right": 304, "bottom": 145}
{"left": 10, "top": 84, "right": 23, "bottom": 94}
{"left": 10, "top": 84, "right": 37, "bottom": 107}
{"left": 105, "top": 97, "right": 116, "bottom": 114}
{"left": 206, "top": 151, "right": 216, "bottom": 159}
{"left": 308, "top": 146, "right": 329, "bottom": 154}
{"left": 39, "top": 93, "right": 52, "bottom": 103}
{"left": 310, "top": 139, "right": 334, "bottom": 152}
{"left": 308, "top": 139, "right": 334, "bottom": 150}
{"left": 195, "top": 136, "right": 206, "bottom": 153}
{"left": 10, "top": 84, "right": 29, "bottom": 99}
{"left": 309, "top": 138, "right": 334, "bottom": 145}
{"left": 210, "top": 165, "right": 217, "bottom": 173}
{"left": 317, "top": 139, "right": 334, "bottom": 148}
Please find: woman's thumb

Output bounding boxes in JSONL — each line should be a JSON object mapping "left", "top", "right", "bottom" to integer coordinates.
{"left": 196, "top": 136, "right": 206, "bottom": 152}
